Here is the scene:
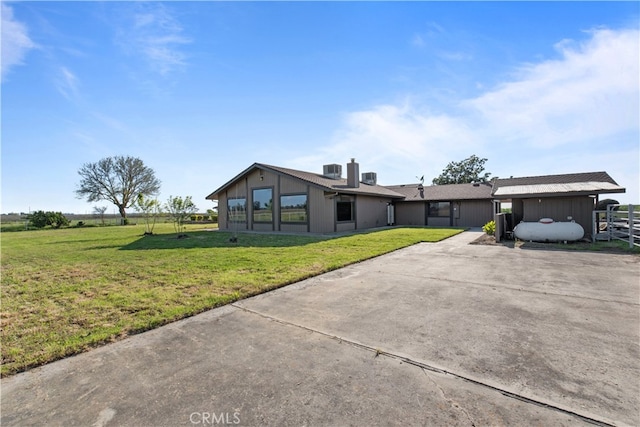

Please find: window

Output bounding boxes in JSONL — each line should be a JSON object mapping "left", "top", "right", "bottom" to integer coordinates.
{"left": 252, "top": 188, "right": 273, "bottom": 222}
{"left": 336, "top": 195, "right": 355, "bottom": 222}
{"left": 428, "top": 202, "right": 450, "bottom": 217}
{"left": 227, "top": 198, "right": 246, "bottom": 222}
{"left": 280, "top": 194, "right": 308, "bottom": 223}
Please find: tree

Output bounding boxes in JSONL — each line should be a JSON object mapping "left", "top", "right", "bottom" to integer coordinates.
{"left": 206, "top": 208, "right": 218, "bottom": 222}
{"left": 93, "top": 205, "right": 108, "bottom": 226}
{"left": 134, "top": 194, "right": 162, "bottom": 235}
{"left": 432, "top": 155, "right": 491, "bottom": 185}
{"left": 164, "top": 195, "right": 198, "bottom": 237}
{"left": 27, "top": 211, "right": 69, "bottom": 229}
{"left": 595, "top": 199, "right": 620, "bottom": 211}
{"left": 75, "top": 156, "right": 161, "bottom": 221}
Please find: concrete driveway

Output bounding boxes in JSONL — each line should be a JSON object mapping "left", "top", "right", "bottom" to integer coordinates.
{"left": 2, "top": 230, "right": 639, "bottom": 426}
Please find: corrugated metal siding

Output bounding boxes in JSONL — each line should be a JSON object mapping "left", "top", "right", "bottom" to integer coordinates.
{"left": 394, "top": 202, "right": 426, "bottom": 225}
{"left": 456, "top": 200, "right": 493, "bottom": 227}
{"left": 309, "top": 188, "right": 334, "bottom": 233}
{"left": 356, "top": 196, "right": 389, "bottom": 229}
{"left": 521, "top": 196, "right": 594, "bottom": 238}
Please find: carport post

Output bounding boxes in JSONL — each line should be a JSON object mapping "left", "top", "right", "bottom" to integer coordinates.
{"left": 494, "top": 212, "right": 504, "bottom": 242}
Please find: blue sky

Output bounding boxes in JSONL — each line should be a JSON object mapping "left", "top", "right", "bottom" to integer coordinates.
{"left": 2, "top": 1, "right": 638, "bottom": 214}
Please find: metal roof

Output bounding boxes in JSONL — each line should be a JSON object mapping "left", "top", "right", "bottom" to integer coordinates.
{"left": 492, "top": 171, "right": 625, "bottom": 198}
{"left": 493, "top": 181, "right": 625, "bottom": 197}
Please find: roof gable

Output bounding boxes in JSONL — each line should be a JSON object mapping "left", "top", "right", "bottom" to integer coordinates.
{"left": 206, "top": 163, "right": 405, "bottom": 200}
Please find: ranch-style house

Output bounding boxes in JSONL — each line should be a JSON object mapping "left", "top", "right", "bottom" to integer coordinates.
{"left": 206, "top": 159, "right": 625, "bottom": 237}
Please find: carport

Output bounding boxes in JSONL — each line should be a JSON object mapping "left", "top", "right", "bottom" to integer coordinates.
{"left": 492, "top": 171, "right": 626, "bottom": 239}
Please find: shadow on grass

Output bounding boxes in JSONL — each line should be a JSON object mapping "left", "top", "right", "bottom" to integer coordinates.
{"left": 120, "top": 230, "right": 333, "bottom": 250}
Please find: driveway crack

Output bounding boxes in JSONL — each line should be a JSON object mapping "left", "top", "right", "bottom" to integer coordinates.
{"left": 232, "top": 303, "right": 616, "bottom": 427}
{"left": 422, "top": 368, "right": 476, "bottom": 426}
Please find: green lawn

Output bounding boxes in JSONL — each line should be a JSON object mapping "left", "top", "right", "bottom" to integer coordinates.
{"left": 1, "top": 224, "right": 463, "bottom": 376}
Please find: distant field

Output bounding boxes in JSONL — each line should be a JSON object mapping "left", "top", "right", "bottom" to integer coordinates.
{"left": 1, "top": 223, "right": 463, "bottom": 376}
{"left": 0, "top": 213, "right": 215, "bottom": 232}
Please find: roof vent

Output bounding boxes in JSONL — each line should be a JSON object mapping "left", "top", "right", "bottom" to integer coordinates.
{"left": 323, "top": 164, "right": 342, "bottom": 179}
{"left": 362, "top": 172, "right": 377, "bottom": 185}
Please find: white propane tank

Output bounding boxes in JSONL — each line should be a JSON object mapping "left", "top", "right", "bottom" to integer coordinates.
{"left": 513, "top": 218, "right": 584, "bottom": 242}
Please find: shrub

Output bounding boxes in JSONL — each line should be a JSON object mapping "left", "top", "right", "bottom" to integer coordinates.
{"left": 133, "top": 194, "right": 161, "bottom": 234}
{"left": 49, "top": 212, "right": 70, "bottom": 228}
{"left": 27, "top": 211, "right": 70, "bottom": 229}
{"left": 482, "top": 220, "right": 496, "bottom": 235}
{"left": 27, "top": 211, "right": 49, "bottom": 228}
{"left": 165, "top": 195, "right": 198, "bottom": 236}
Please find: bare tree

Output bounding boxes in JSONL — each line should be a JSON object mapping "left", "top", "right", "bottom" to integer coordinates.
{"left": 76, "top": 156, "right": 161, "bottom": 220}
{"left": 93, "top": 205, "right": 108, "bottom": 226}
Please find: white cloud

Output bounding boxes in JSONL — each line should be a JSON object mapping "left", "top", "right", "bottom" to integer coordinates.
{"left": 465, "top": 27, "right": 639, "bottom": 148}
{"left": 312, "top": 27, "right": 638, "bottom": 189}
{"left": 292, "top": 100, "right": 481, "bottom": 184}
{"left": 411, "top": 22, "right": 447, "bottom": 50}
{"left": 117, "top": 3, "right": 191, "bottom": 76}
{"left": 1, "top": 3, "right": 37, "bottom": 82}
{"left": 55, "top": 66, "right": 80, "bottom": 101}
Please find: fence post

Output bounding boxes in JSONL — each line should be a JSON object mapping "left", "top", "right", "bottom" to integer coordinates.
{"left": 607, "top": 205, "right": 612, "bottom": 242}
{"left": 629, "top": 204, "right": 634, "bottom": 249}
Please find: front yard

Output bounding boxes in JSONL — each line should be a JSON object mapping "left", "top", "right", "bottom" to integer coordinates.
{"left": 1, "top": 224, "right": 462, "bottom": 376}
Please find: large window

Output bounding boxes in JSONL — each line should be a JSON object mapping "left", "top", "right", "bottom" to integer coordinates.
{"left": 227, "top": 198, "right": 246, "bottom": 222}
{"left": 336, "top": 195, "right": 355, "bottom": 222}
{"left": 428, "top": 202, "right": 450, "bottom": 217}
{"left": 252, "top": 188, "right": 273, "bottom": 222}
{"left": 280, "top": 194, "right": 308, "bottom": 223}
